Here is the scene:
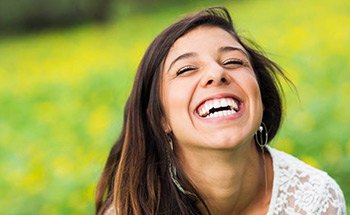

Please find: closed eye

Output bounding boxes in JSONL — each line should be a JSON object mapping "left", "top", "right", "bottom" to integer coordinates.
{"left": 176, "top": 65, "right": 197, "bottom": 76}
{"left": 223, "top": 58, "right": 246, "bottom": 66}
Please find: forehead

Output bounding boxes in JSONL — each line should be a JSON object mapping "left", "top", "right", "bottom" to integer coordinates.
{"left": 164, "top": 26, "right": 244, "bottom": 65}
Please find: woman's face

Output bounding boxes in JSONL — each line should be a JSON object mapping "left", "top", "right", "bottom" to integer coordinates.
{"left": 161, "top": 25, "right": 263, "bottom": 151}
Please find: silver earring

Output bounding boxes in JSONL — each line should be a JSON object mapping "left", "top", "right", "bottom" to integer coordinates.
{"left": 166, "top": 134, "right": 198, "bottom": 198}
{"left": 254, "top": 122, "right": 269, "bottom": 196}
{"left": 255, "top": 122, "right": 268, "bottom": 149}
{"left": 166, "top": 134, "right": 174, "bottom": 151}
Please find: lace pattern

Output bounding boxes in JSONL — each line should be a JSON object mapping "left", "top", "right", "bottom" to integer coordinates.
{"left": 267, "top": 147, "right": 346, "bottom": 215}
{"left": 103, "top": 147, "right": 347, "bottom": 215}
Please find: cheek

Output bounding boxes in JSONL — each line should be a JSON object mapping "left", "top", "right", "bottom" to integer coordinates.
{"left": 248, "top": 77, "right": 264, "bottom": 119}
{"left": 165, "top": 84, "right": 188, "bottom": 115}
{"left": 162, "top": 79, "right": 195, "bottom": 128}
{"left": 249, "top": 77, "right": 263, "bottom": 109}
{"left": 235, "top": 71, "right": 263, "bottom": 112}
{"left": 235, "top": 71, "right": 261, "bottom": 95}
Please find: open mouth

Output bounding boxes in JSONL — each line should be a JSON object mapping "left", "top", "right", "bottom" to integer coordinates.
{"left": 196, "top": 97, "right": 241, "bottom": 119}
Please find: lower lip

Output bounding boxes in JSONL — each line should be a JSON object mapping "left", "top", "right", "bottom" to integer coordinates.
{"left": 194, "top": 103, "right": 244, "bottom": 123}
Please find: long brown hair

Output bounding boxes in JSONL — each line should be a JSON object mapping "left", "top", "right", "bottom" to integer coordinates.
{"left": 96, "top": 6, "right": 290, "bottom": 214}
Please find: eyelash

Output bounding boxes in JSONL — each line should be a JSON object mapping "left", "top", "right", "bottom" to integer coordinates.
{"left": 223, "top": 58, "right": 246, "bottom": 66}
{"left": 176, "top": 66, "right": 197, "bottom": 76}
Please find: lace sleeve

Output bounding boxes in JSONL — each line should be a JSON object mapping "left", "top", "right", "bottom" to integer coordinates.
{"left": 319, "top": 178, "right": 346, "bottom": 215}
{"left": 268, "top": 148, "right": 347, "bottom": 215}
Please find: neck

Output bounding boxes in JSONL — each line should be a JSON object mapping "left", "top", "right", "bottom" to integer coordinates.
{"left": 178, "top": 140, "right": 272, "bottom": 215}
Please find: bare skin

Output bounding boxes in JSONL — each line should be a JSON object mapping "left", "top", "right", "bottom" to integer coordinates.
{"left": 178, "top": 140, "right": 273, "bottom": 215}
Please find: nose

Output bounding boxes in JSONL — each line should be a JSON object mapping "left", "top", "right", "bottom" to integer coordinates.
{"left": 200, "top": 63, "right": 231, "bottom": 87}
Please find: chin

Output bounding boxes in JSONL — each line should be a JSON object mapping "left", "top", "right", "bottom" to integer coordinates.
{"left": 201, "top": 135, "right": 249, "bottom": 150}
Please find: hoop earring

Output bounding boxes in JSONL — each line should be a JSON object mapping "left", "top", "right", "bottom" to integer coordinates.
{"left": 166, "top": 134, "right": 198, "bottom": 199}
{"left": 255, "top": 122, "right": 268, "bottom": 149}
{"left": 254, "top": 122, "right": 269, "bottom": 196}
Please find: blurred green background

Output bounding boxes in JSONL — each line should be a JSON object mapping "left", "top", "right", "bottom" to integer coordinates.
{"left": 0, "top": 0, "right": 349, "bottom": 214}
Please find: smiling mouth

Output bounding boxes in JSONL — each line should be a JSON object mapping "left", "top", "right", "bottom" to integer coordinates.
{"left": 197, "top": 97, "right": 241, "bottom": 118}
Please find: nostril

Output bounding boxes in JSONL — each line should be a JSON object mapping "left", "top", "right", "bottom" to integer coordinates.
{"left": 203, "top": 72, "right": 230, "bottom": 87}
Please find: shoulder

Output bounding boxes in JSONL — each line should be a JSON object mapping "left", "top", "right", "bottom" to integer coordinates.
{"left": 270, "top": 147, "right": 330, "bottom": 180}
{"left": 268, "top": 147, "right": 346, "bottom": 215}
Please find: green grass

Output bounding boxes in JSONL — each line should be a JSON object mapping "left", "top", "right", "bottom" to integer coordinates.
{"left": 0, "top": 0, "right": 349, "bottom": 213}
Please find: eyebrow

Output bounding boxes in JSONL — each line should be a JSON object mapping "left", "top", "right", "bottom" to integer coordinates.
{"left": 218, "top": 46, "right": 249, "bottom": 58}
{"left": 167, "top": 52, "right": 197, "bottom": 72}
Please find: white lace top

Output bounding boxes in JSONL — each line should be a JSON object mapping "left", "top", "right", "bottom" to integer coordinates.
{"left": 104, "top": 147, "right": 346, "bottom": 215}
{"left": 266, "top": 147, "right": 346, "bottom": 215}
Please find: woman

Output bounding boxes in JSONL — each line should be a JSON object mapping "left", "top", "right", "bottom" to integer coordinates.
{"left": 96, "top": 7, "right": 346, "bottom": 215}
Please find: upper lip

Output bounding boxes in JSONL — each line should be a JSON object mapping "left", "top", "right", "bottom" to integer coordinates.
{"left": 194, "top": 93, "right": 243, "bottom": 115}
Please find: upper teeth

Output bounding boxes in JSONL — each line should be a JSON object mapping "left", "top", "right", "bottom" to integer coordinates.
{"left": 198, "top": 98, "right": 239, "bottom": 118}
